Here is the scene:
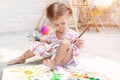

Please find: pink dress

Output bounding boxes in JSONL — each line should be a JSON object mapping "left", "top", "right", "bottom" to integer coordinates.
{"left": 30, "top": 29, "right": 80, "bottom": 66}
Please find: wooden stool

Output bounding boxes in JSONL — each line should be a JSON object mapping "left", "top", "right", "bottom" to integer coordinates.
{"left": 72, "top": 0, "right": 99, "bottom": 32}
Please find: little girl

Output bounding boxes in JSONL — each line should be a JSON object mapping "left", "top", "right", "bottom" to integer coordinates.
{"left": 8, "top": 2, "right": 84, "bottom": 69}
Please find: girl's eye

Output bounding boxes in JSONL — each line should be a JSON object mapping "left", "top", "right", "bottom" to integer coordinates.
{"left": 55, "top": 24, "right": 58, "bottom": 27}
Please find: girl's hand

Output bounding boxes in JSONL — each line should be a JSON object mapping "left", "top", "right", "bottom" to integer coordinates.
{"left": 74, "top": 38, "right": 84, "bottom": 48}
{"left": 27, "top": 34, "right": 37, "bottom": 43}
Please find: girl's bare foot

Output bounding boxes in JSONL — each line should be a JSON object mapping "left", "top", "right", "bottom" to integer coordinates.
{"left": 43, "top": 59, "right": 56, "bottom": 69}
{"left": 8, "top": 57, "right": 25, "bottom": 65}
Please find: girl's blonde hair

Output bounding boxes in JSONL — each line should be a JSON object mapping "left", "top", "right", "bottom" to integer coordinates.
{"left": 46, "top": 2, "right": 72, "bottom": 20}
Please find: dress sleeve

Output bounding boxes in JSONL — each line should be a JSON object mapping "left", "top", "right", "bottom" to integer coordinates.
{"left": 66, "top": 29, "right": 79, "bottom": 43}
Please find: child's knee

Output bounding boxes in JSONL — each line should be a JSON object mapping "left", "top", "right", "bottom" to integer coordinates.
{"left": 61, "top": 39, "right": 71, "bottom": 47}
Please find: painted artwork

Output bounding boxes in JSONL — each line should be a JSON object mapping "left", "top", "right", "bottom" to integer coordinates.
{"left": 2, "top": 56, "right": 120, "bottom": 80}
{"left": 2, "top": 65, "right": 70, "bottom": 80}
{"left": 2, "top": 65, "right": 52, "bottom": 80}
{"left": 2, "top": 65, "right": 107, "bottom": 80}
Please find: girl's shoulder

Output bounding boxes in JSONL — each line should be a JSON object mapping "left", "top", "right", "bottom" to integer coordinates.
{"left": 48, "top": 29, "right": 56, "bottom": 35}
{"left": 64, "top": 29, "right": 79, "bottom": 39}
{"left": 47, "top": 29, "right": 56, "bottom": 38}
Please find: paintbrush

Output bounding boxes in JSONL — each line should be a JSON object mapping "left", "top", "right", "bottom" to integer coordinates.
{"left": 51, "top": 69, "right": 57, "bottom": 77}
{"left": 67, "top": 26, "right": 89, "bottom": 51}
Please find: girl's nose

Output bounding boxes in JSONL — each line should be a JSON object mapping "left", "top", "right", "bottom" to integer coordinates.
{"left": 59, "top": 24, "right": 63, "bottom": 29}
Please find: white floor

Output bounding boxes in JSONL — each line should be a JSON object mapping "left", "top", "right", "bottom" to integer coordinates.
{"left": 0, "top": 27, "right": 120, "bottom": 79}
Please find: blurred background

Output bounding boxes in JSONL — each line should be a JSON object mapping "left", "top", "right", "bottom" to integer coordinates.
{"left": 0, "top": 0, "right": 120, "bottom": 79}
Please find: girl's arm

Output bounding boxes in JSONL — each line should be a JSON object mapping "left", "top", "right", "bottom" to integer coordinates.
{"left": 39, "top": 37, "right": 51, "bottom": 44}
{"left": 28, "top": 34, "right": 51, "bottom": 44}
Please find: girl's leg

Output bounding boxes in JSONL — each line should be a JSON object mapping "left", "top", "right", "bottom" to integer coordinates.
{"left": 43, "top": 39, "right": 73, "bottom": 69}
{"left": 8, "top": 50, "right": 35, "bottom": 65}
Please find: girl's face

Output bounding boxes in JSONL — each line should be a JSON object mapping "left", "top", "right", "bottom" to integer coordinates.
{"left": 51, "top": 15, "right": 68, "bottom": 33}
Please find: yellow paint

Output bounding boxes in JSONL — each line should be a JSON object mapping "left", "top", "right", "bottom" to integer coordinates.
{"left": 7, "top": 65, "right": 50, "bottom": 80}
{"left": 24, "top": 70, "right": 33, "bottom": 75}
{"left": 71, "top": 73, "right": 84, "bottom": 78}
